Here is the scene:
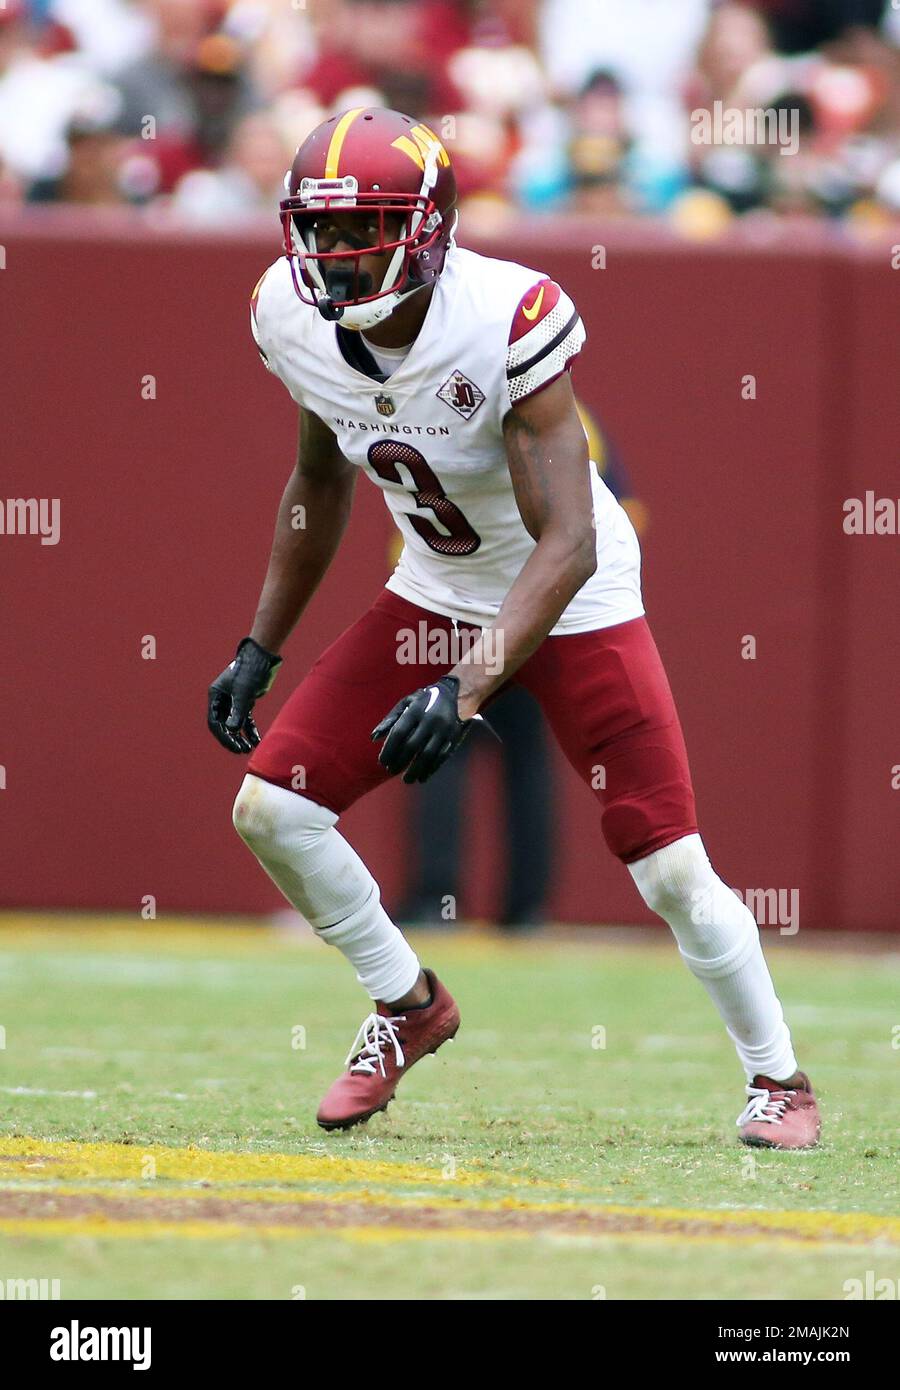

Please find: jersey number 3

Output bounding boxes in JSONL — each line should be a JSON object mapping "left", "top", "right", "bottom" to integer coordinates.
{"left": 367, "top": 440, "right": 481, "bottom": 557}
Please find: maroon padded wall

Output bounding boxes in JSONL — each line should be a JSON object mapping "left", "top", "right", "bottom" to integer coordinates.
{"left": 1, "top": 211, "right": 897, "bottom": 927}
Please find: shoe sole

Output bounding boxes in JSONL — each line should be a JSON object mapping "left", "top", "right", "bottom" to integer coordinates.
{"left": 738, "top": 1133, "right": 820, "bottom": 1150}
{"left": 316, "top": 1023, "right": 459, "bottom": 1132}
{"left": 317, "top": 1099, "right": 392, "bottom": 1132}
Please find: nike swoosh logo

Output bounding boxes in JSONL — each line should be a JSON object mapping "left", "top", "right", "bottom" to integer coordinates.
{"left": 424, "top": 687, "right": 440, "bottom": 712}
{"left": 522, "top": 286, "right": 545, "bottom": 321}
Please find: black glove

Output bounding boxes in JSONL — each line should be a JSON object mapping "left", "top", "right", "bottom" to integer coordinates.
{"left": 371, "top": 675, "right": 479, "bottom": 784}
{"left": 207, "top": 637, "right": 282, "bottom": 754}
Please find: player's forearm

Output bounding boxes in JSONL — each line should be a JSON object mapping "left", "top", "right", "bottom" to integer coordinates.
{"left": 450, "top": 375, "right": 598, "bottom": 714}
{"left": 249, "top": 470, "right": 356, "bottom": 653}
{"left": 449, "top": 532, "right": 597, "bottom": 717}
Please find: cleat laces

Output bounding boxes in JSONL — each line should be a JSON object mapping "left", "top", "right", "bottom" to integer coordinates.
{"left": 346, "top": 1013, "right": 406, "bottom": 1078}
{"left": 737, "top": 1084, "right": 795, "bottom": 1128}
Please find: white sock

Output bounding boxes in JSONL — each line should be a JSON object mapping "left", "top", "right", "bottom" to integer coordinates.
{"left": 232, "top": 774, "right": 421, "bottom": 1003}
{"left": 628, "top": 834, "right": 798, "bottom": 1082}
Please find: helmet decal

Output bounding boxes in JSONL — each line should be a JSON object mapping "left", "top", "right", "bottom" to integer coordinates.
{"left": 391, "top": 123, "right": 450, "bottom": 173}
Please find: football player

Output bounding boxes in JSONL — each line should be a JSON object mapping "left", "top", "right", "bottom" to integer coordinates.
{"left": 208, "top": 107, "right": 819, "bottom": 1148}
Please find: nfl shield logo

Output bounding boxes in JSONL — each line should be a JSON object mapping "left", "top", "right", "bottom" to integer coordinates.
{"left": 375, "top": 393, "right": 396, "bottom": 417}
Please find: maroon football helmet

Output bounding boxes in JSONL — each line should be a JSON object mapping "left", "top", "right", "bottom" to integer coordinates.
{"left": 280, "top": 107, "right": 458, "bottom": 330}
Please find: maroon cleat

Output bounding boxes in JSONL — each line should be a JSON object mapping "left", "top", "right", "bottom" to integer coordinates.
{"left": 316, "top": 969, "right": 460, "bottom": 1131}
{"left": 737, "top": 1072, "right": 821, "bottom": 1149}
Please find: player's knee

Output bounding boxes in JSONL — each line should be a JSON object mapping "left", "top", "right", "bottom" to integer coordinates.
{"left": 233, "top": 774, "right": 279, "bottom": 854}
{"left": 629, "top": 832, "right": 714, "bottom": 920}
{"left": 232, "top": 774, "right": 335, "bottom": 860}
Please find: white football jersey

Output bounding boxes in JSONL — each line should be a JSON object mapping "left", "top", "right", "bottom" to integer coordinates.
{"left": 250, "top": 244, "right": 644, "bottom": 634}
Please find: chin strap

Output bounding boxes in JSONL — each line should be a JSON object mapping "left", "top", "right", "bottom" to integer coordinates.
{"left": 319, "top": 278, "right": 428, "bottom": 330}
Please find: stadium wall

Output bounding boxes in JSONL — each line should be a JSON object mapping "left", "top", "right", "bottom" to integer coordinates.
{"left": 1, "top": 211, "right": 897, "bottom": 929}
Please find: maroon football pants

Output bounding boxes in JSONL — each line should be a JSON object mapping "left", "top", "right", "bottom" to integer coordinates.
{"left": 248, "top": 589, "right": 698, "bottom": 863}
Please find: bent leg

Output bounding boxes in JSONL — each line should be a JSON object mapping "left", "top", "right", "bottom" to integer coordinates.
{"left": 235, "top": 590, "right": 480, "bottom": 1001}
{"left": 628, "top": 833, "right": 798, "bottom": 1082}
{"left": 518, "top": 616, "right": 797, "bottom": 1081}
{"left": 233, "top": 775, "right": 420, "bottom": 1002}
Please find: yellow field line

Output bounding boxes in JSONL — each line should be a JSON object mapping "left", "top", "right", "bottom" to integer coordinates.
{"left": 0, "top": 1136, "right": 550, "bottom": 1191}
{"left": 0, "top": 1217, "right": 510, "bottom": 1244}
{"left": 2, "top": 1138, "right": 898, "bottom": 1244}
{"left": 2, "top": 1178, "right": 899, "bottom": 1245}
{"left": 3, "top": 1133, "right": 898, "bottom": 1261}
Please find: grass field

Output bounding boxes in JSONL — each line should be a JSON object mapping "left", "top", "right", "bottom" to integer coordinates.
{"left": 0, "top": 917, "right": 897, "bottom": 1300}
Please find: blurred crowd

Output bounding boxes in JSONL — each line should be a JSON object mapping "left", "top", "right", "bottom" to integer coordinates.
{"left": 2, "top": 0, "right": 900, "bottom": 229}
